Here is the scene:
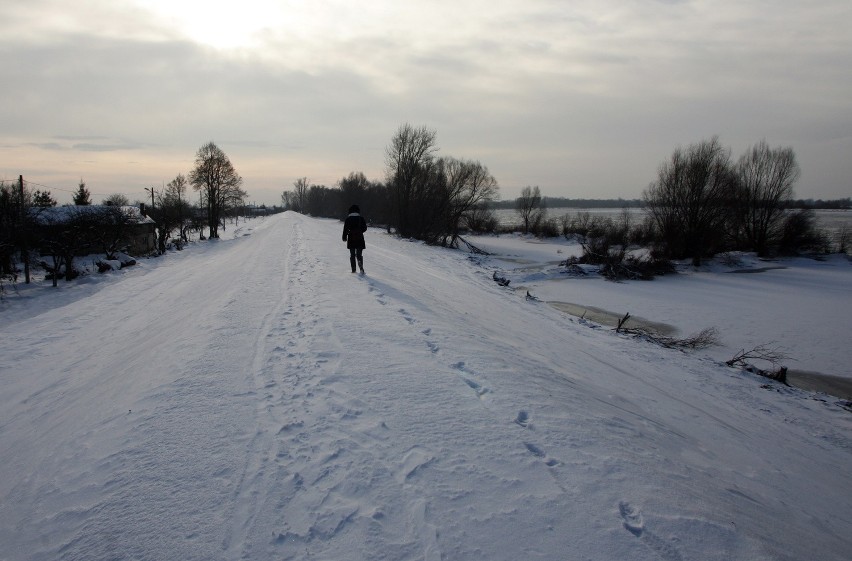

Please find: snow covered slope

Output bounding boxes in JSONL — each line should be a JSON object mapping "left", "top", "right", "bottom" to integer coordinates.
{"left": 1, "top": 212, "right": 850, "bottom": 560}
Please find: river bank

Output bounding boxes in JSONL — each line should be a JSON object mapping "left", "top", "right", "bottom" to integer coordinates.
{"left": 787, "top": 371, "right": 852, "bottom": 401}
{"left": 468, "top": 233, "right": 852, "bottom": 398}
{"left": 547, "top": 299, "right": 852, "bottom": 401}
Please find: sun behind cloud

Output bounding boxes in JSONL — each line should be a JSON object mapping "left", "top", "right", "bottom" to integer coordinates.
{"left": 131, "top": 0, "right": 292, "bottom": 50}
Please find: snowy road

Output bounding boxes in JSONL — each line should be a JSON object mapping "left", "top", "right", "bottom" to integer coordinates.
{"left": 2, "top": 212, "right": 851, "bottom": 560}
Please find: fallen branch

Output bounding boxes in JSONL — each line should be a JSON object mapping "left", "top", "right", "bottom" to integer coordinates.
{"left": 457, "top": 236, "right": 490, "bottom": 255}
{"left": 726, "top": 344, "right": 791, "bottom": 368}
{"left": 726, "top": 344, "right": 791, "bottom": 386}
{"left": 618, "top": 324, "right": 719, "bottom": 350}
{"left": 492, "top": 271, "right": 510, "bottom": 287}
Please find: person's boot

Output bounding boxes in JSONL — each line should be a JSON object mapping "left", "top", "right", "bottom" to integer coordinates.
{"left": 358, "top": 257, "right": 364, "bottom": 274}
{"left": 350, "top": 256, "right": 357, "bottom": 273}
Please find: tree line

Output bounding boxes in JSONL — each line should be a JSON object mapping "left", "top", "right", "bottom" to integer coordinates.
{"left": 281, "top": 123, "right": 500, "bottom": 248}
{"left": 3, "top": 129, "right": 843, "bottom": 292}
{"left": 1, "top": 141, "right": 251, "bottom": 290}
{"left": 282, "top": 126, "right": 844, "bottom": 266}
{"left": 493, "top": 195, "right": 850, "bottom": 211}
{"left": 645, "top": 136, "right": 824, "bottom": 264}
{"left": 281, "top": 129, "right": 850, "bottom": 264}
{"left": 0, "top": 181, "right": 149, "bottom": 287}
{"left": 518, "top": 137, "right": 842, "bottom": 273}
{"left": 491, "top": 197, "right": 644, "bottom": 210}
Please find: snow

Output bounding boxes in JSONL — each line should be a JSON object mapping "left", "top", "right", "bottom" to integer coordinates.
{"left": 31, "top": 204, "right": 155, "bottom": 225}
{"left": 1, "top": 212, "right": 851, "bottom": 561}
{"left": 469, "top": 233, "right": 852, "bottom": 381}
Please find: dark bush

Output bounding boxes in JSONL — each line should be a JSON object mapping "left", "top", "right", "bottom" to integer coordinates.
{"left": 599, "top": 255, "right": 676, "bottom": 281}
{"left": 530, "top": 217, "right": 560, "bottom": 238}
{"left": 778, "top": 209, "right": 829, "bottom": 254}
{"left": 560, "top": 211, "right": 592, "bottom": 240}
{"left": 464, "top": 205, "right": 498, "bottom": 233}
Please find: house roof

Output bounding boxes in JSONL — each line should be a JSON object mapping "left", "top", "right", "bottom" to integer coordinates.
{"left": 30, "top": 205, "right": 156, "bottom": 226}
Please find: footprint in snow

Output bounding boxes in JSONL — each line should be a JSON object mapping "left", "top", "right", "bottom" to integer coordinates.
{"left": 619, "top": 501, "right": 644, "bottom": 536}
{"left": 367, "top": 285, "right": 387, "bottom": 305}
{"left": 524, "top": 442, "right": 559, "bottom": 466}
{"left": 453, "top": 362, "right": 489, "bottom": 399}
{"left": 514, "top": 410, "right": 530, "bottom": 428}
{"left": 618, "top": 501, "right": 684, "bottom": 561}
{"left": 397, "top": 448, "right": 434, "bottom": 483}
{"left": 524, "top": 442, "right": 545, "bottom": 457}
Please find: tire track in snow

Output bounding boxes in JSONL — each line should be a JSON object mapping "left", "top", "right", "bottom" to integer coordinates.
{"left": 223, "top": 220, "right": 305, "bottom": 557}
{"left": 223, "top": 217, "right": 438, "bottom": 559}
{"left": 225, "top": 218, "right": 383, "bottom": 558}
{"left": 243, "top": 219, "right": 584, "bottom": 559}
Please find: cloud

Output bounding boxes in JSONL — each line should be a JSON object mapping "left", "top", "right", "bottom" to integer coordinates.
{"left": 1, "top": 0, "right": 850, "bottom": 203}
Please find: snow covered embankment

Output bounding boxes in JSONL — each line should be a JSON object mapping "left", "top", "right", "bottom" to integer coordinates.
{"left": 1, "top": 212, "right": 850, "bottom": 561}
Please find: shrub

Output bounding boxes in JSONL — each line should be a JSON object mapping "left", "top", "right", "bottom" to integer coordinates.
{"left": 530, "top": 217, "right": 560, "bottom": 238}
{"left": 644, "top": 137, "right": 737, "bottom": 265}
{"left": 835, "top": 224, "right": 849, "bottom": 255}
{"left": 598, "top": 255, "right": 675, "bottom": 281}
{"left": 778, "top": 209, "right": 829, "bottom": 254}
{"left": 464, "top": 205, "right": 499, "bottom": 233}
{"left": 561, "top": 211, "right": 593, "bottom": 240}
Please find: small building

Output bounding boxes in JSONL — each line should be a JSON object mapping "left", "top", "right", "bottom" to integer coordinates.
{"left": 31, "top": 205, "right": 157, "bottom": 256}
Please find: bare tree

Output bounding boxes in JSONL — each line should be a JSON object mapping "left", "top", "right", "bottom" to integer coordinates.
{"left": 338, "top": 172, "right": 391, "bottom": 227}
{"left": 438, "top": 157, "right": 499, "bottom": 246}
{"left": 516, "top": 185, "right": 544, "bottom": 234}
{"left": 103, "top": 193, "right": 130, "bottom": 207}
{"left": 304, "top": 184, "right": 341, "bottom": 217}
{"left": 280, "top": 190, "right": 293, "bottom": 210}
{"left": 733, "top": 140, "right": 799, "bottom": 255}
{"left": 152, "top": 174, "right": 191, "bottom": 252}
{"left": 383, "top": 124, "right": 499, "bottom": 242}
{"left": 290, "top": 177, "right": 310, "bottom": 214}
{"left": 189, "top": 142, "right": 243, "bottom": 239}
{"left": 338, "top": 171, "right": 370, "bottom": 215}
{"left": 385, "top": 123, "right": 438, "bottom": 238}
{"left": 644, "top": 137, "right": 736, "bottom": 265}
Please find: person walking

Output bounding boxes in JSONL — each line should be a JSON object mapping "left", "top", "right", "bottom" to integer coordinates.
{"left": 342, "top": 204, "right": 367, "bottom": 273}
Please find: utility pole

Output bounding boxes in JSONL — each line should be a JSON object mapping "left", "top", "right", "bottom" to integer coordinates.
{"left": 145, "top": 186, "right": 156, "bottom": 211}
{"left": 19, "top": 175, "right": 30, "bottom": 283}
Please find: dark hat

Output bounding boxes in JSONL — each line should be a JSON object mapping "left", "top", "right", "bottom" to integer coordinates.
{"left": 348, "top": 204, "right": 360, "bottom": 213}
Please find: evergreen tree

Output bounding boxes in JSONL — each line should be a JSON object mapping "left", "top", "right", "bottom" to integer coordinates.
{"left": 73, "top": 180, "right": 91, "bottom": 205}
{"left": 33, "top": 190, "right": 58, "bottom": 207}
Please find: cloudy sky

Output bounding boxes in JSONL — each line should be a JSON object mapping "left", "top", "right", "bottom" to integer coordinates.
{"left": 2, "top": 0, "right": 850, "bottom": 206}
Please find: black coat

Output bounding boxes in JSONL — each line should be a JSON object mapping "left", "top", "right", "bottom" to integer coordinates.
{"left": 342, "top": 213, "right": 367, "bottom": 249}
